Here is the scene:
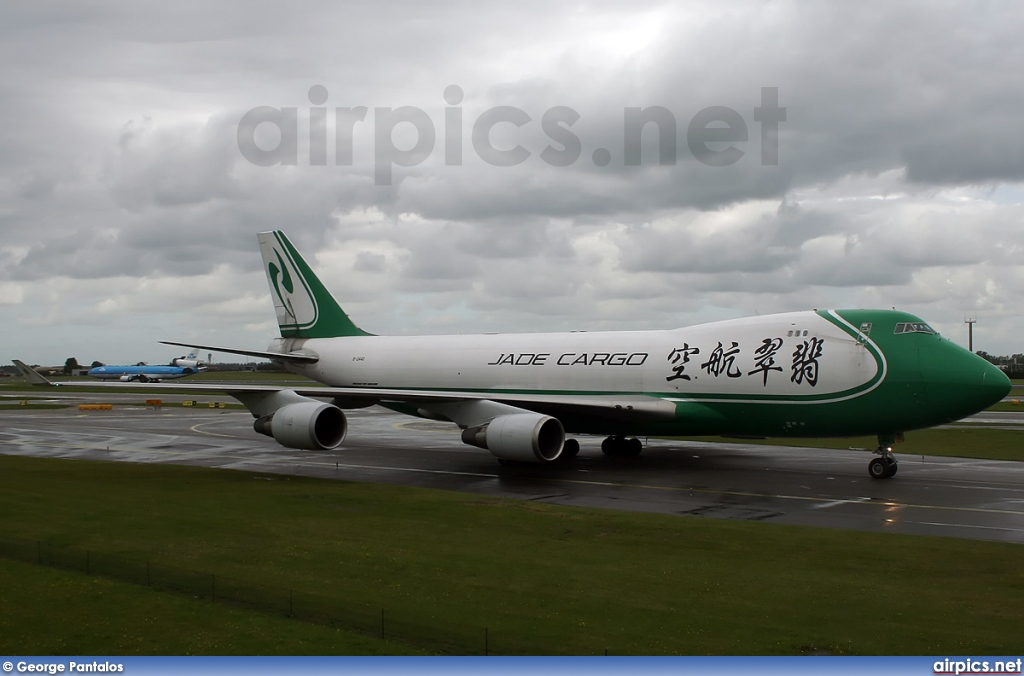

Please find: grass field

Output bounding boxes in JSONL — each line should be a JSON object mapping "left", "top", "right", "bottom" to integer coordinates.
{"left": 0, "top": 557, "right": 414, "bottom": 655}
{"left": 0, "top": 454, "right": 1022, "bottom": 655}
{"left": 0, "top": 403, "right": 70, "bottom": 410}
{"left": 982, "top": 401, "right": 1024, "bottom": 412}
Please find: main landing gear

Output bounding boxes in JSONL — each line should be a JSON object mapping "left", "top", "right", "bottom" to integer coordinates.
{"left": 868, "top": 433, "right": 900, "bottom": 479}
{"left": 601, "top": 435, "right": 643, "bottom": 457}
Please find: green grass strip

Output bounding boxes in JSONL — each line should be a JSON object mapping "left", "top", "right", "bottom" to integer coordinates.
{"left": 0, "top": 454, "right": 1022, "bottom": 655}
{"left": 0, "top": 557, "right": 416, "bottom": 655}
{"left": 984, "top": 401, "right": 1024, "bottom": 412}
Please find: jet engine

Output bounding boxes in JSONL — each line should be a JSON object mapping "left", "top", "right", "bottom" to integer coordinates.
{"left": 460, "top": 413, "right": 565, "bottom": 462}
{"left": 253, "top": 400, "right": 347, "bottom": 450}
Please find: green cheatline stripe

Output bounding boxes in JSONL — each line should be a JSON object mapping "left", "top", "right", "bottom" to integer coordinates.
{"left": 337, "top": 383, "right": 880, "bottom": 403}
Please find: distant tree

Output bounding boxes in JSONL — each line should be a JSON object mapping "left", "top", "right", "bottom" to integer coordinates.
{"left": 63, "top": 357, "right": 79, "bottom": 375}
{"left": 90, "top": 360, "right": 104, "bottom": 368}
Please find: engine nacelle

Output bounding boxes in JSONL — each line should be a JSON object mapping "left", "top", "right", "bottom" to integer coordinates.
{"left": 253, "top": 401, "right": 347, "bottom": 450}
{"left": 461, "top": 413, "right": 565, "bottom": 462}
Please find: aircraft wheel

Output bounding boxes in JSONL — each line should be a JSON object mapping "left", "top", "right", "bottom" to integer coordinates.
{"left": 601, "top": 436, "right": 642, "bottom": 457}
{"left": 885, "top": 459, "right": 898, "bottom": 478}
{"left": 868, "top": 458, "right": 889, "bottom": 479}
{"left": 562, "top": 438, "right": 580, "bottom": 458}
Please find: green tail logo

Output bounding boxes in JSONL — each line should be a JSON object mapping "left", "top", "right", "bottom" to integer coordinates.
{"left": 258, "top": 231, "right": 371, "bottom": 339}
{"left": 269, "top": 250, "right": 296, "bottom": 321}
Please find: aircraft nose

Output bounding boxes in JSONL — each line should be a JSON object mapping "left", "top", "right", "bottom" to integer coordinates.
{"left": 928, "top": 346, "right": 1012, "bottom": 422}
{"left": 979, "top": 358, "right": 1014, "bottom": 406}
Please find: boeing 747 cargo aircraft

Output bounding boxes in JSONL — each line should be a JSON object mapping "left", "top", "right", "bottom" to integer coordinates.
{"left": 17, "top": 231, "right": 1010, "bottom": 479}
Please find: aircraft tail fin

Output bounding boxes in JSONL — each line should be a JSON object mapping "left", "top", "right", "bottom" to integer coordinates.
{"left": 257, "top": 231, "right": 372, "bottom": 339}
{"left": 12, "top": 360, "right": 55, "bottom": 386}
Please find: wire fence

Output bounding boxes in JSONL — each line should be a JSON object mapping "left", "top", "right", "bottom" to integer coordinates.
{"left": 0, "top": 535, "right": 554, "bottom": 655}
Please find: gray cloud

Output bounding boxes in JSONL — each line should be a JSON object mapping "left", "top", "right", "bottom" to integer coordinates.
{"left": 4, "top": 1, "right": 1024, "bottom": 362}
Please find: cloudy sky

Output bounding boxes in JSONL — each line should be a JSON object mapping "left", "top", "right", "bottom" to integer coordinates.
{"left": 4, "top": 1, "right": 1024, "bottom": 366}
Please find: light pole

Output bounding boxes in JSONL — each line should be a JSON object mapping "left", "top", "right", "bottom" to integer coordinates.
{"left": 965, "top": 315, "right": 977, "bottom": 353}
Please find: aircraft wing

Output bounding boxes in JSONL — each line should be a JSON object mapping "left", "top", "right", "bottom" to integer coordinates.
{"left": 321, "top": 387, "right": 679, "bottom": 423}
{"left": 12, "top": 359, "right": 54, "bottom": 385}
{"left": 11, "top": 359, "right": 677, "bottom": 424}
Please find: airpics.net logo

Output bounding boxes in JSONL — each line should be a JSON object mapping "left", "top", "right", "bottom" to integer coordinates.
{"left": 236, "top": 84, "right": 786, "bottom": 186}
{"left": 934, "top": 658, "right": 1024, "bottom": 675}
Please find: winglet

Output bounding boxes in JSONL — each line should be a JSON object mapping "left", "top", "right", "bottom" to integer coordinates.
{"left": 12, "top": 360, "right": 56, "bottom": 386}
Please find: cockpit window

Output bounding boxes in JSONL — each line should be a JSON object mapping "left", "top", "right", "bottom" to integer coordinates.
{"left": 893, "top": 322, "right": 936, "bottom": 335}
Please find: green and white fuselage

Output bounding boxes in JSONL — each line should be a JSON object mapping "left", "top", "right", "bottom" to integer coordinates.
{"left": 272, "top": 307, "right": 1006, "bottom": 440}
{"left": 158, "top": 230, "right": 1010, "bottom": 479}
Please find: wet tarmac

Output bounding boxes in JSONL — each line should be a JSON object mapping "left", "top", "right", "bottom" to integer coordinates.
{"left": 2, "top": 397, "right": 1023, "bottom": 543}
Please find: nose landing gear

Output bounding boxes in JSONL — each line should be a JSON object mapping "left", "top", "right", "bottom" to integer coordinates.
{"left": 868, "top": 433, "right": 900, "bottom": 479}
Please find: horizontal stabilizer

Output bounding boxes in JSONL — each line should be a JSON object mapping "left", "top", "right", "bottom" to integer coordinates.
{"left": 159, "top": 341, "right": 319, "bottom": 364}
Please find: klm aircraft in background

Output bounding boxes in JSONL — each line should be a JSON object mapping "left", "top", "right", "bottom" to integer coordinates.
{"left": 87, "top": 352, "right": 205, "bottom": 382}
{"left": 17, "top": 231, "right": 1010, "bottom": 479}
